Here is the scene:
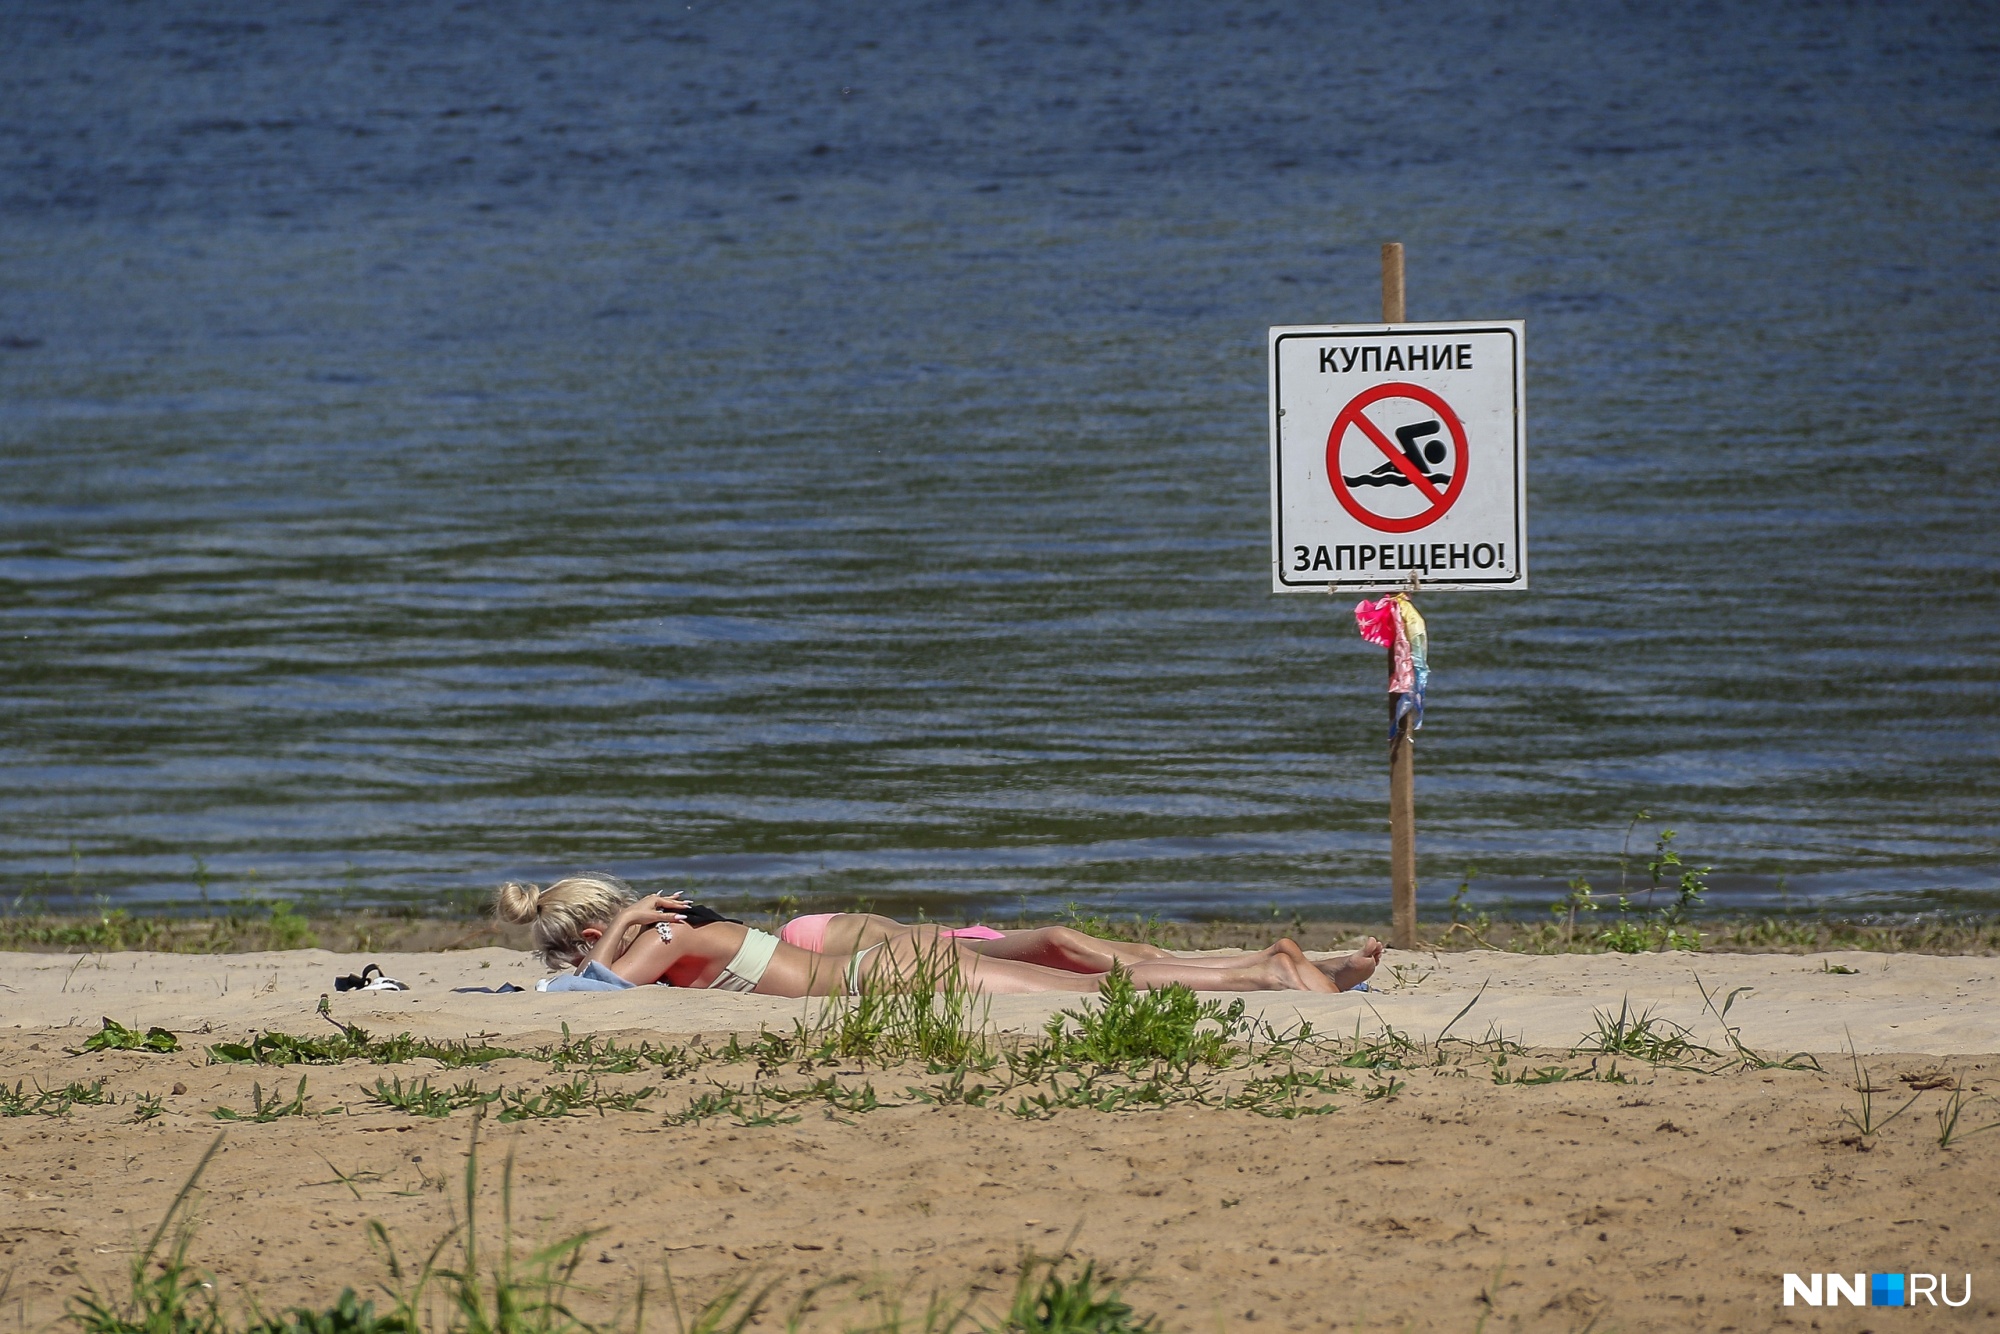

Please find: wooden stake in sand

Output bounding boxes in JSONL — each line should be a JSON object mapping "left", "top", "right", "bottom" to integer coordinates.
{"left": 1269, "top": 243, "right": 1526, "bottom": 950}
{"left": 1380, "top": 241, "right": 1418, "bottom": 951}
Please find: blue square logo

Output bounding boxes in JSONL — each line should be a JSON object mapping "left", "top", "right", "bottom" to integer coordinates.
{"left": 1871, "top": 1273, "right": 1905, "bottom": 1307}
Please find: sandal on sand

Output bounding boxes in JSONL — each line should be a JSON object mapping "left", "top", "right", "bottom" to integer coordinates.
{"left": 334, "top": 963, "right": 409, "bottom": 992}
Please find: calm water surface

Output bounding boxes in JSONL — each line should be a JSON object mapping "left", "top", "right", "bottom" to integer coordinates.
{"left": 2, "top": 1, "right": 1997, "bottom": 918}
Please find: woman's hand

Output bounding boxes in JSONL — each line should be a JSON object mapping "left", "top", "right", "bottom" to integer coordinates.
{"left": 620, "top": 893, "right": 690, "bottom": 924}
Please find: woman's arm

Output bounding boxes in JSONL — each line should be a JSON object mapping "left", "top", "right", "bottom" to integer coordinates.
{"left": 582, "top": 893, "right": 690, "bottom": 972}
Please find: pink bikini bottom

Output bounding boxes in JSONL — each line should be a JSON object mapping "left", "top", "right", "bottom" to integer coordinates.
{"left": 778, "top": 913, "right": 1005, "bottom": 952}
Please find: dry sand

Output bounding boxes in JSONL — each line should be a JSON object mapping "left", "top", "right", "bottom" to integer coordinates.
{"left": 4, "top": 944, "right": 1997, "bottom": 1332}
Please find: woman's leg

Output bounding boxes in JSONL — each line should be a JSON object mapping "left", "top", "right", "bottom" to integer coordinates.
{"left": 1139, "top": 938, "right": 1376, "bottom": 993}
{"left": 859, "top": 938, "right": 1320, "bottom": 995}
{"left": 817, "top": 918, "right": 1181, "bottom": 976}
{"left": 964, "top": 926, "right": 1171, "bottom": 971}
{"left": 969, "top": 927, "right": 1339, "bottom": 982}
{"left": 779, "top": 922, "right": 1361, "bottom": 995}
{"left": 873, "top": 937, "right": 1103, "bottom": 995}
{"left": 1126, "top": 952, "right": 1334, "bottom": 993}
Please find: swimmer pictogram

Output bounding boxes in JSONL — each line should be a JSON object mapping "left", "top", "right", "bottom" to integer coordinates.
{"left": 1325, "top": 382, "right": 1469, "bottom": 534}
{"left": 1343, "top": 420, "right": 1451, "bottom": 489}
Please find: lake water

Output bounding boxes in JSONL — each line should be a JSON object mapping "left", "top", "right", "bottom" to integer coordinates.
{"left": 3, "top": 1, "right": 1996, "bottom": 920}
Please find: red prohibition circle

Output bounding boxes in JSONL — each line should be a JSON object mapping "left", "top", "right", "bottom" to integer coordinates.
{"left": 1324, "top": 381, "right": 1469, "bottom": 534}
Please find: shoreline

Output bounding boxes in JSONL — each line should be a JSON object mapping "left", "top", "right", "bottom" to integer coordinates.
{"left": 4, "top": 908, "right": 1999, "bottom": 959}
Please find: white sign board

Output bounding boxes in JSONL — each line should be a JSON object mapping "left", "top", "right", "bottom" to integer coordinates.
{"left": 1268, "top": 321, "right": 1526, "bottom": 592}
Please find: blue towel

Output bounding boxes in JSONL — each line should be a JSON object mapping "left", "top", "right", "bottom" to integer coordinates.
{"left": 538, "top": 961, "right": 636, "bottom": 992}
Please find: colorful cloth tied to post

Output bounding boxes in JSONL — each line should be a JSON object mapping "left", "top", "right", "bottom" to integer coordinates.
{"left": 1354, "top": 594, "right": 1428, "bottom": 739}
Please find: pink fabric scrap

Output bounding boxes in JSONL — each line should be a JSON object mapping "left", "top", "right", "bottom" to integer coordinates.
{"left": 1354, "top": 597, "right": 1399, "bottom": 648}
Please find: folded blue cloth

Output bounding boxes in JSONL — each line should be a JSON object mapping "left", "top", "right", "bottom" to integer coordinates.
{"left": 537, "top": 961, "right": 635, "bottom": 992}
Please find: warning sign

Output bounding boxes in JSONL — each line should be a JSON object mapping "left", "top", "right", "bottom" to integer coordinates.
{"left": 1268, "top": 321, "right": 1525, "bottom": 591}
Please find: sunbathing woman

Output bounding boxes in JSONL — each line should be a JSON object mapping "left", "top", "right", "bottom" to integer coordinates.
{"left": 494, "top": 875, "right": 1337, "bottom": 996}
{"left": 779, "top": 912, "right": 1382, "bottom": 992}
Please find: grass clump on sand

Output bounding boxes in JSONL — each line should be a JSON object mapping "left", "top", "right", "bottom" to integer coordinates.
{"left": 807, "top": 935, "right": 993, "bottom": 1070}
{"left": 1931, "top": 1077, "right": 2000, "bottom": 1149}
{"left": 371, "top": 1077, "right": 501, "bottom": 1119}
{"left": 366, "top": 1076, "right": 658, "bottom": 1123}
{"left": 211, "top": 1076, "right": 321, "bottom": 1123}
{"left": 1032, "top": 968, "right": 1244, "bottom": 1071}
{"left": 207, "top": 1007, "right": 535, "bottom": 1070}
{"left": 1837, "top": 1037, "right": 1925, "bottom": 1145}
{"left": 67, "top": 1122, "right": 1165, "bottom": 1334}
{"left": 1572, "top": 998, "right": 1709, "bottom": 1069}
{"left": 205, "top": 1012, "right": 691, "bottom": 1076}
{"left": 995, "top": 1251, "right": 1157, "bottom": 1334}
{"left": 76, "top": 1018, "right": 181, "bottom": 1053}
{"left": 1, "top": 1077, "right": 113, "bottom": 1117}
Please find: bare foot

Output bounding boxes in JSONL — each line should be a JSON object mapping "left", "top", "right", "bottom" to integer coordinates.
{"left": 1314, "top": 937, "right": 1384, "bottom": 992}
{"left": 1251, "top": 952, "right": 1333, "bottom": 993}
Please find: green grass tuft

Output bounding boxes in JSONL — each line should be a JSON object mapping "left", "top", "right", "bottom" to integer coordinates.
{"left": 370, "top": 1078, "right": 497, "bottom": 1119}
{"left": 77, "top": 1018, "right": 181, "bottom": 1053}
{"left": 211, "top": 1076, "right": 319, "bottom": 1122}
{"left": 207, "top": 1024, "right": 531, "bottom": 1070}
{"left": 2, "top": 1077, "right": 111, "bottom": 1117}
{"left": 1044, "top": 969, "right": 1244, "bottom": 1070}
{"left": 807, "top": 934, "right": 992, "bottom": 1070}
{"left": 995, "top": 1252, "right": 1156, "bottom": 1334}
{"left": 1573, "top": 998, "right": 1712, "bottom": 1068}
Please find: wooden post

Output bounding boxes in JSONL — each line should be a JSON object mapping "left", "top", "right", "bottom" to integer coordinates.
{"left": 1389, "top": 681, "right": 1417, "bottom": 949}
{"left": 1380, "top": 242, "right": 1418, "bottom": 950}
{"left": 1380, "top": 242, "right": 1405, "bottom": 325}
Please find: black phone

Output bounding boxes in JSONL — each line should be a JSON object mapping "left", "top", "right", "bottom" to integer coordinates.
{"left": 662, "top": 903, "right": 741, "bottom": 929}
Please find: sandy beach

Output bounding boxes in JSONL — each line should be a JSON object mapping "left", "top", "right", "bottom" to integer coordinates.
{"left": 8, "top": 943, "right": 2000, "bottom": 1054}
{"left": 4, "top": 944, "right": 1997, "bottom": 1332}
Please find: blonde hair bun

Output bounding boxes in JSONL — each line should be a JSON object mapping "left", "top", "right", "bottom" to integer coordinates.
{"left": 493, "top": 880, "right": 545, "bottom": 925}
